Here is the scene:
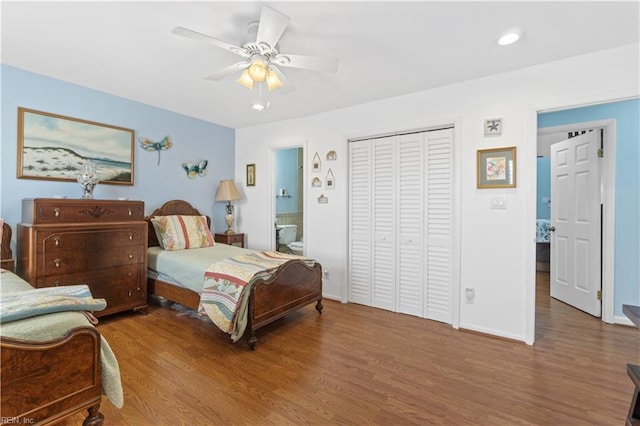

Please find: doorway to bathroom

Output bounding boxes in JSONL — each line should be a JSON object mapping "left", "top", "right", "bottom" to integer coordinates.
{"left": 274, "top": 146, "right": 304, "bottom": 255}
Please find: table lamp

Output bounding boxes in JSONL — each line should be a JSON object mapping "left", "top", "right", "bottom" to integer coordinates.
{"left": 215, "top": 180, "right": 242, "bottom": 233}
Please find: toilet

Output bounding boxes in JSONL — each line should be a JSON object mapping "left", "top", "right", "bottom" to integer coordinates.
{"left": 287, "top": 240, "right": 304, "bottom": 256}
{"left": 276, "top": 224, "right": 304, "bottom": 255}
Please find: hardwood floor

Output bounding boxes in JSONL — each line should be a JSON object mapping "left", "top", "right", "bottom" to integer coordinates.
{"left": 61, "top": 273, "right": 639, "bottom": 425}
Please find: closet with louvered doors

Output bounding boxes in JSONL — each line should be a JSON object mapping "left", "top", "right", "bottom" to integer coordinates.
{"left": 348, "top": 127, "right": 454, "bottom": 324}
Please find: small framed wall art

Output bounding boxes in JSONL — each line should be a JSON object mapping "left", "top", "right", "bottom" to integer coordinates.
{"left": 484, "top": 118, "right": 503, "bottom": 136}
{"left": 325, "top": 168, "right": 335, "bottom": 189}
{"left": 312, "top": 152, "right": 321, "bottom": 172}
{"left": 477, "top": 146, "right": 516, "bottom": 188}
{"left": 246, "top": 164, "right": 256, "bottom": 186}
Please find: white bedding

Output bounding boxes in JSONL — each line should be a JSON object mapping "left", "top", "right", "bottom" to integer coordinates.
{"left": 147, "top": 243, "right": 253, "bottom": 293}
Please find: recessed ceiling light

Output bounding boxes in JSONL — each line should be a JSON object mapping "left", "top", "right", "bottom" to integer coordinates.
{"left": 498, "top": 32, "right": 521, "bottom": 46}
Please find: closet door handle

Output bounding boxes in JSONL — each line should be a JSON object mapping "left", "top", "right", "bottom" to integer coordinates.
{"left": 549, "top": 226, "right": 556, "bottom": 232}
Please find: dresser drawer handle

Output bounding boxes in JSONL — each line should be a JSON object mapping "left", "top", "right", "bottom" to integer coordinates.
{"left": 54, "top": 259, "right": 61, "bottom": 268}
{"left": 54, "top": 237, "right": 60, "bottom": 247}
{"left": 53, "top": 280, "right": 61, "bottom": 287}
{"left": 128, "top": 253, "right": 134, "bottom": 259}
{"left": 128, "top": 290, "right": 133, "bottom": 297}
{"left": 128, "top": 208, "right": 132, "bottom": 216}
{"left": 54, "top": 208, "right": 61, "bottom": 217}
{"left": 129, "top": 234, "right": 133, "bottom": 240}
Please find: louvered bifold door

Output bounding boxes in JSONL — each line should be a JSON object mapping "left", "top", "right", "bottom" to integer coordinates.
{"left": 397, "top": 134, "right": 425, "bottom": 316}
{"left": 424, "top": 128, "right": 454, "bottom": 323}
{"left": 371, "top": 137, "right": 396, "bottom": 310}
{"left": 349, "top": 141, "right": 372, "bottom": 305}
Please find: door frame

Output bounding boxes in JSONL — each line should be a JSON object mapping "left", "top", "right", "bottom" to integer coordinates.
{"left": 270, "top": 142, "right": 307, "bottom": 252}
{"left": 527, "top": 117, "right": 616, "bottom": 344}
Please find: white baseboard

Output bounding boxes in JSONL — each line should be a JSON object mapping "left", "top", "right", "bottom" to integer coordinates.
{"left": 614, "top": 315, "right": 634, "bottom": 327}
{"left": 321, "top": 293, "right": 343, "bottom": 302}
{"left": 458, "top": 322, "right": 527, "bottom": 344}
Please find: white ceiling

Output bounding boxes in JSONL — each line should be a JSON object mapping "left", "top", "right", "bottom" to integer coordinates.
{"left": 2, "top": 1, "right": 639, "bottom": 129}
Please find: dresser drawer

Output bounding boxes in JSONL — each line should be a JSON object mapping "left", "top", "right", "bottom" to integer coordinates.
{"left": 40, "top": 244, "right": 144, "bottom": 276}
{"left": 22, "top": 198, "right": 144, "bottom": 224}
{"left": 39, "top": 228, "right": 144, "bottom": 252}
{"left": 36, "top": 265, "right": 146, "bottom": 317}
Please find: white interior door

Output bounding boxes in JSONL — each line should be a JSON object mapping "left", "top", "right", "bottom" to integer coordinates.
{"left": 550, "top": 131, "right": 601, "bottom": 316}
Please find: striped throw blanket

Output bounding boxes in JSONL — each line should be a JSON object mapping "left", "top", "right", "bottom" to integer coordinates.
{"left": 198, "top": 251, "right": 315, "bottom": 342}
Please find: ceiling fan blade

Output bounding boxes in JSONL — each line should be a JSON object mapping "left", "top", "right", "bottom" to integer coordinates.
{"left": 269, "top": 65, "right": 296, "bottom": 94}
{"left": 172, "top": 26, "right": 250, "bottom": 58}
{"left": 272, "top": 54, "right": 339, "bottom": 73}
{"left": 256, "top": 6, "right": 290, "bottom": 50}
{"left": 205, "top": 61, "right": 250, "bottom": 81}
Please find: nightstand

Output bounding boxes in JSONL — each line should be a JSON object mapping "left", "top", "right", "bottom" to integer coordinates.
{"left": 215, "top": 232, "right": 244, "bottom": 248}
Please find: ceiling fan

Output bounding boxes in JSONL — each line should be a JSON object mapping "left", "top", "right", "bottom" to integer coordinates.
{"left": 172, "top": 6, "right": 339, "bottom": 96}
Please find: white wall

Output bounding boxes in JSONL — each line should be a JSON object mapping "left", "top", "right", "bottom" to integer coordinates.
{"left": 235, "top": 44, "right": 639, "bottom": 343}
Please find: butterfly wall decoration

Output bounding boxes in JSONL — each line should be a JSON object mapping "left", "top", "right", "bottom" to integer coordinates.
{"left": 138, "top": 136, "right": 172, "bottom": 165}
{"left": 182, "top": 160, "right": 208, "bottom": 179}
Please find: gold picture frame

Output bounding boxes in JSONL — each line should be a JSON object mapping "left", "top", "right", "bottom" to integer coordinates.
{"left": 246, "top": 163, "right": 256, "bottom": 186}
{"left": 17, "top": 107, "right": 135, "bottom": 185}
{"left": 477, "top": 146, "right": 516, "bottom": 188}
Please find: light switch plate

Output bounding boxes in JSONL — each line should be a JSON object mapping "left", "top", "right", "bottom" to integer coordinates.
{"left": 490, "top": 195, "right": 507, "bottom": 209}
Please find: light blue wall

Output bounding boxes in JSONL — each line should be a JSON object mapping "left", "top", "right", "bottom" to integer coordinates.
{"left": 275, "top": 148, "right": 298, "bottom": 214}
{"left": 538, "top": 98, "right": 640, "bottom": 318}
{"left": 1, "top": 65, "right": 236, "bottom": 242}
{"left": 536, "top": 157, "right": 551, "bottom": 220}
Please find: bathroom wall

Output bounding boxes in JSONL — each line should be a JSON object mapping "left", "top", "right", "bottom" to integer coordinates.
{"left": 536, "top": 157, "right": 551, "bottom": 220}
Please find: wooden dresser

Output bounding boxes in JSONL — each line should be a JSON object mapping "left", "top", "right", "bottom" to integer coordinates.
{"left": 17, "top": 198, "right": 148, "bottom": 317}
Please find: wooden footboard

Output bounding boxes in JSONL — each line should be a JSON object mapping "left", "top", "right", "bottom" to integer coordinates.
{"left": 1, "top": 327, "right": 104, "bottom": 426}
{"left": 247, "top": 259, "right": 323, "bottom": 349}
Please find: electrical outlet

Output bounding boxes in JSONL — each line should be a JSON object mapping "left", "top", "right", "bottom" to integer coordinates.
{"left": 465, "top": 288, "right": 475, "bottom": 304}
{"left": 323, "top": 269, "right": 330, "bottom": 279}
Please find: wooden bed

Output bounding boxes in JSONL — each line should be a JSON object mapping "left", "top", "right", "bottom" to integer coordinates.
{"left": 146, "top": 200, "right": 323, "bottom": 350}
{"left": 0, "top": 222, "right": 107, "bottom": 426}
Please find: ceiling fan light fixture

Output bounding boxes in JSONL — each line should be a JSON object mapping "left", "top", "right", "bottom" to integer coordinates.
{"left": 237, "top": 69, "right": 254, "bottom": 89}
{"left": 247, "top": 59, "right": 268, "bottom": 82}
{"left": 266, "top": 69, "right": 284, "bottom": 91}
{"left": 251, "top": 101, "right": 270, "bottom": 112}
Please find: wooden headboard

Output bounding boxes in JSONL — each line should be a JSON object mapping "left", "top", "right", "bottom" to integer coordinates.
{"left": 144, "top": 200, "right": 211, "bottom": 248}
{"left": 1, "top": 222, "right": 12, "bottom": 261}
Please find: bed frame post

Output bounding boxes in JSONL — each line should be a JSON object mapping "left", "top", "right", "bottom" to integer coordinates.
{"left": 83, "top": 405, "right": 104, "bottom": 426}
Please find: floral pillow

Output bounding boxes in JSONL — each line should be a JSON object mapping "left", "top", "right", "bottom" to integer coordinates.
{"left": 151, "top": 215, "right": 214, "bottom": 251}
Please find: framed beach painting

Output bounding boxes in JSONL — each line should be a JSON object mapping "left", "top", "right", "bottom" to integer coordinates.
{"left": 17, "top": 107, "right": 135, "bottom": 185}
{"left": 477, "top": 146, "right": 517, "bottom": 188}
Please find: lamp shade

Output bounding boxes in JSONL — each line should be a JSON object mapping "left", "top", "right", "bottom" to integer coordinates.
{"left": 215, "top": 180, "right": 241, "bottom": 202}
{"left": 237, "top": 69, "right": 254, "bottom": 90}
